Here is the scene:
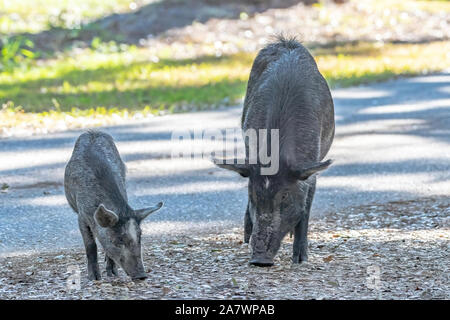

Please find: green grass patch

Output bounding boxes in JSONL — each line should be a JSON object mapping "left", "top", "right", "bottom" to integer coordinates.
{"left": 1, "top": 40, "right": 450, "bottom": 135}
{"left": 2, "top": 41, "right": 450, "bottom": 112}
{"left": 315, "top": 41, "right": 450, "bottom": 87}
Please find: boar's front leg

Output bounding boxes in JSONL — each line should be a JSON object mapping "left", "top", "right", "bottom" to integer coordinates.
{"left": 78, "top": 217, "right": 101, "bottom": 280}
{"left": 244, "top": 202, "right": 253, "bottom": 244}
{"left": 106, "top": 256, "right": 118, "bottom": 277}
{"left": 293, "top": 179, "right": 316, "bottom": 263}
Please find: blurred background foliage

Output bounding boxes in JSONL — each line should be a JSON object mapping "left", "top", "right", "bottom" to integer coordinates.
{"left": 0, "top": 0, "right": 449, "bottom": 135}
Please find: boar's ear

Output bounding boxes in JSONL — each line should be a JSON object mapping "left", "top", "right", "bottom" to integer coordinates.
{"left": 135, "top": 201, "right": 164, "bottom": 222}
{"left": 211, "top": 157, "right": 251, "bottom": 177}
{"left": 290, "top": 159, "right": 333, "bottom": 181}
{"left": 94, "top": 204, "right": 119, "bottom": 228}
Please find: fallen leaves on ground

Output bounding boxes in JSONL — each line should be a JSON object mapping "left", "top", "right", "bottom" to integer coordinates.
{"left": 0, "top": 197, "right": 448, "bottom": 299}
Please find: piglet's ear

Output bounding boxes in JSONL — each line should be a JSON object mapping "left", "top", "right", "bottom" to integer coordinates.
{"left": 135, "top": 201, "right": 164, "bottom": 221}
{"left": 94, "top": 204, "right": 119, "bottom": 228}
{"left": 290, "top": 159, "right": 333, "bottom": 181}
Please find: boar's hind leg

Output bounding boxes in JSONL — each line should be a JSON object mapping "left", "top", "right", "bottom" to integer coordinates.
{"left": 293, "top": 179, "right": 316, "bottom": 263}
{"left": 106, "top": 256, "right": 118, "bottom": 277}
{"left": 78, "top": 218, "right": 101, "bottom": 280}
{"left": 244, "top": 202, "right": 253, "bottom": 243}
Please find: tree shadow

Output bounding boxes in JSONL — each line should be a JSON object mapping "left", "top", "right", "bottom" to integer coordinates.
{"left": 12, "top": 0, "right": 312, "bottom": 53}
{"left": 332, "top": 73, "right": 450, "bottom": 144}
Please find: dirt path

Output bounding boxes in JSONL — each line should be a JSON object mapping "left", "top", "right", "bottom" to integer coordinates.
{"left": 1, "top": 197, "right": 448, "bottom": 299}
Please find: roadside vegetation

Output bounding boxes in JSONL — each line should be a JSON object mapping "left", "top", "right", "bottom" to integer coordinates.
{"left": 1, "top": 0, "right": 450, "bottom": 136}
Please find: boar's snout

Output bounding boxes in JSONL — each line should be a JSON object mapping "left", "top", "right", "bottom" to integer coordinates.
{"left": 120, "top": 255, "right": 147, "bottom": 280}
{"left": 249, "top": 257, "right": 274, "bottom": 267}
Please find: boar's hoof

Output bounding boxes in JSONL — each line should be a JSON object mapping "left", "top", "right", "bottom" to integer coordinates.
{"left": 88, "top": 273, "right": 101, "bottom": 281}
{"left": 249, "top": 258, "right": 274, "bottom": 267}
{"left": 106, "top": 258, "right": 118, "bottom": 277}
{"left": 106, "top": 268, "right": 118, "bottom": 277}
{"left": 292, "top": 254, "right": 308, "bottom": 264}
{"left": 87, "top": 265, "right": 101, "bottom": 280}
{"left": 132, "top": 273, "right": 148, "bottom": 280}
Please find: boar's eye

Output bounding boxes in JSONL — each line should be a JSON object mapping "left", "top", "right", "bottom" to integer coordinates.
{"left": 281, "top": 191, "right": 289, "bottom": 201}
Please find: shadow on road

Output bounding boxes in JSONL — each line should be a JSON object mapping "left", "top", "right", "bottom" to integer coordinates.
{"left": 0, "top": 73, "right": 449, "bottom": 253}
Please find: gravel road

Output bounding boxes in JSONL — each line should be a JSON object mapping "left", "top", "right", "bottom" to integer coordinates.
{"left": 1, "top": 73, "right": 449, "bottom": 256}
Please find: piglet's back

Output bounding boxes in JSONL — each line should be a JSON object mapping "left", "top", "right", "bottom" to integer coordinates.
{"left": 64, "top": 130, "right": 127, "bottom": 215}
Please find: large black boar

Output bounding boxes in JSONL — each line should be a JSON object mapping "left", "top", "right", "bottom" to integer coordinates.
{"left": 214, "top": 36, "right": 334, "bottom": 266}
{"left": 64, "top": 130, "right": 163, "bottom": 280}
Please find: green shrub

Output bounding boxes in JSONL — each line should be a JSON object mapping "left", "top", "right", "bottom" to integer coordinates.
{"left": 0, "top": 37, "right": 39, "bottom": 72}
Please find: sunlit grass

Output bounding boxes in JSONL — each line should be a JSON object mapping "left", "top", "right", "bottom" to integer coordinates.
{"left": 315, "top": 41, "right": 450, "bottom": 87}
{"left": 0, "top": 0, "right": 157, "bottom": 34}
{"left": 1, "top": 40, "right": 450, "bottom": 136}
{"left": 0, "top": 48, "right": 253, "bottom": 112}
{"left": 2, "top": 41, "right": 450, "bottom": 111}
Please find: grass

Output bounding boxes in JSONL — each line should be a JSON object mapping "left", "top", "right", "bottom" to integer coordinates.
{"left": 1, "top": 40, "right": 450, "bottom": 135}
{"left": 314, "top": 41, "right": 450, "bottom": 87}
{"left": 1, "top": 0, "right": 450, "bottom": 135}
{"left": 0, "top": 0, "right": 155, "bottom": 34}
{"left": 0, "top": 49, "right": 252, "bottom": 112}
{"left": 1, "top": 41, "right": 450, "bottom": 112}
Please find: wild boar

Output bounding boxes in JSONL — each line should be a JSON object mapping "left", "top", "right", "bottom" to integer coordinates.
{"left": 64, "top": 130, "right": 163, "bottom": 280}
{"left": 214, "top": 36, "right": 334, "bottom": 266}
